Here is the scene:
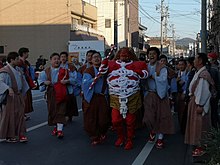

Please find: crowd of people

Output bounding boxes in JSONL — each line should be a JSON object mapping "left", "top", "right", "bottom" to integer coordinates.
{"left": 0, "top": 46, "right": 219, "bottom": 157}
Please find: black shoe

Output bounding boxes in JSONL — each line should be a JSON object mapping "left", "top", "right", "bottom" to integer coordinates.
{"left": 24, "top": 115, "right": 31, "bottom": 121}
{"left": 68, "top": 117, "right": 73, "bottom": 122}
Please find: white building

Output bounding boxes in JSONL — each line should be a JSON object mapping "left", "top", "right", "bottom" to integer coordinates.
{"left": 84, "top": 0, "right": 140, "bottom": 50}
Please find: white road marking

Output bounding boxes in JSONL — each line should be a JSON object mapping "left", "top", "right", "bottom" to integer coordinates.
{"left": 0, "top": 105, "right": 153, "bottom": 164}
{"left": 132, "top": 141, "right": 155, "bottom": 165}
{"left": 33, "top": 98, "right": 45, "bottom": 103}
{"left": 32, "top": 94, "right": 44, "bottom": 98}
{"left": 0, "top": 109, "right": 83, "bottom": 142}
{"left": 26, "top": 121, "right": 48, "bottom": 132}
{"left": 0, "top": 122, "right": 48, "bottom": 142}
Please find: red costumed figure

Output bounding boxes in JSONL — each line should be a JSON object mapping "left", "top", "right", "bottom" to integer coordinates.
{"left": 97, "top": 47, "right": 148, "bottom": 150}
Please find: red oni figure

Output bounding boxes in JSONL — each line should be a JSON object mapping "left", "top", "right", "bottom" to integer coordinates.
{"left": 99, "top": 47, "right": 148, "bottom": 150}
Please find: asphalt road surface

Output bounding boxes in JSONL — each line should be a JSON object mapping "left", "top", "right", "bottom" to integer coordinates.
{"left": 0, "top": 90, "right": 196, "bottom": 165}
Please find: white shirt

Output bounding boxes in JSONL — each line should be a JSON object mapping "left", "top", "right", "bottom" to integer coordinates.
{"left": 189, "top": 66, "right": 211, "bottom": 115}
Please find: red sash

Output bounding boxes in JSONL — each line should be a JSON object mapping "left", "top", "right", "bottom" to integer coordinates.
{"left": 18, "top": 59, "right": 36, "bottom": 89}
{"left": 54, "top": 68, "right": 69, "bottom": 104}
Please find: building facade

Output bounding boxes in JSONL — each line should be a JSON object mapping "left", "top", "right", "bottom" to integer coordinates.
{"left": 84, "top": 0, "right": 140, "bottom": 51}
{"left": 146, "top": 37, "right": 172, "bottom": 55}
{"left": 0, "top": 0, "right": 102, "bottom": 64}
{"left": 209, "top": 0, "right": 220, "bottom": 54}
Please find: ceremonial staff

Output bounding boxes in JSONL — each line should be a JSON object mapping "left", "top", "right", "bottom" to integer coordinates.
{"left": 89, "top": 46, "right": 115, "bottom": 89}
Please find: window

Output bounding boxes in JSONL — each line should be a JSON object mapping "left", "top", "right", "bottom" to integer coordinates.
{"left": 105, "top": 19, "right": 111, "bottom": 28}
{"left": 83, "top": 21, "right": 89, "bottom": 27}
{"left": 0, "top": 46, "right": 4, "bottom": 54}
{"left": 72, "top": 18, "right": 80, "bottom": 25}
{"left": 82, "top": 21, "right": 94, "bottom": 28}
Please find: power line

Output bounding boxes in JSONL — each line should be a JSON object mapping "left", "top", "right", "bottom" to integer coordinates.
{"left": 0, "top": 0, "right": 26, "bottom": 13}
{"left": 129, "top": 0, "right": 161, "bottom": 24}
{"left": 192, "top": 0, "right": 200, "bottom": 4}
{"left": 169, "top": 8, "right": 200, "bottom": 22}
{"left": 139, "top": 4, "right": 161, "bottom": 24}
{"left": 171, "top": 13, "right": 199, "bottom": 17}
{"left": 140, "top": 2, "right": 199, "bottom": 6}
{"left": 39, "top": 12, "right": 68, "bottom": 24}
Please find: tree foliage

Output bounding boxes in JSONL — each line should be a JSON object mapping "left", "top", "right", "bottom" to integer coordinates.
{"left": 202, "top": 128, "right": 220, "bottom": 165}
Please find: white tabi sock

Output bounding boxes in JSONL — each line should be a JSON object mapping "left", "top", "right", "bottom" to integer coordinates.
{"left": 158, "top": 133, "right": 164, "bottom": 140}
{"left": 57, "top": 123, "right": 64, "bottom": 131}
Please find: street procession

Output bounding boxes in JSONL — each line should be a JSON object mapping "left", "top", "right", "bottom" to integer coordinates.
{"left": 0, "top": 0, "right": 220, "bottom": 164}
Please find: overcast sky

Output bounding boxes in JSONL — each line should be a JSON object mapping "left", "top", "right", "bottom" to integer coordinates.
{"left": 139, "top": 0, "right": 201, "bottom": 39}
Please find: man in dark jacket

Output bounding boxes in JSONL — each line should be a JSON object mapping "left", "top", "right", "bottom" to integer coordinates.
{"left": 207, "top": 52, "right": 220, "bottom": 128}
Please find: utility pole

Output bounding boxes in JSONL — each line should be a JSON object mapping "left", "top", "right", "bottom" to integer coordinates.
{"left": 201, "top": 0, "right": 207, "bottom": 54}
{"left": 208, "top": 0, "right": 211, "bottom": 31}
{"left": 160, "top": 0, "right": 164, "bottom": 54}
{"left": 114, "top": 0, "right": 118, "bottom": 48}
{"left": 124, "top": 0, "right": 128, "bottom": 46}
{"left": 171, "top": 24, "right": 175, "bottom": 56}
{"left": 194, "top": 42, "right": 196, "bottom": 56}
{"left": 164, "top": 6, "right": 169, "bottom": 40}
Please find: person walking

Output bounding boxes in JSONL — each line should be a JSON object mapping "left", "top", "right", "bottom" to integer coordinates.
{"left": 0, "top": 52, "right": 29, "bottom": 143}
{"left": 82, "top": 51, "right": 110, "bottom": 145}
{"left": 143, "top": 47, "right": 174, "bottom": 149}
{"left": 60, "top": 51, "right": 79, "bottom": 122}
{"left": 97, "top": 47, "right": 148, "bottom": 150}
{"left": 38, "top": 53, "right": 68, "bottom": 139}
{"left": 18, "top": 47, "right": 36, "bottom": 121}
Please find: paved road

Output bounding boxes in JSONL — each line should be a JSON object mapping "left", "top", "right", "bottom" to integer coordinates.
{"left": 0, "top": 90, "right": 196, "bottom": 165}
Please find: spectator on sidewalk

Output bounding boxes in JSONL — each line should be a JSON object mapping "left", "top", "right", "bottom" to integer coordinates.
{"left": 207, "top": 52, "right": 220, "bottom": 128}
{"left": 36, "top": 55, "right": 47, "bottom": 71}
{"left": 185, "top": 53, "right": 214, "bottom": 157}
